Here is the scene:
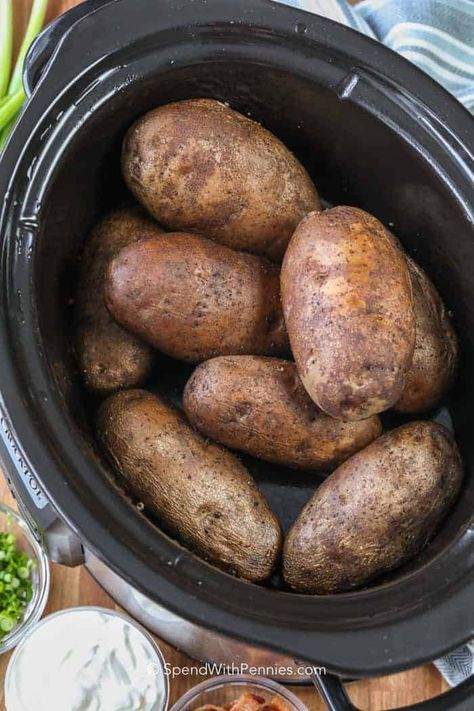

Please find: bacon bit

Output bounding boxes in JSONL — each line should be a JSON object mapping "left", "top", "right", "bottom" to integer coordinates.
{"left": 195, "top": 692, "right": 291, "bottom": 711}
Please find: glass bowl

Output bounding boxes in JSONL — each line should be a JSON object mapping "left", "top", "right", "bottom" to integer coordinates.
{"left": 0, "top": 503, "right": 50, "bottom": 654}
{"left": 5, "top": 606, "right": 170, "bottom": 711}
{"left": 171, "top": 675, "right": 308, "bottom": 711}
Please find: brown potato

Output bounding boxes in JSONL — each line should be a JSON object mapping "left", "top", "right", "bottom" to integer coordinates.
{"left": 394, "top": 258, "right": 458, "bottom": 413}
{"left": 122, "top": 98, "right": 320, "bottom": 261}
{"left": 281, "top": 206, "right": 416, "bottom": 421}
{"left": 105, "top": 232, "right": 288, "bottom": 363}
{"left": 75, "top": 205, "right": 161, "bottom": 394}
{"left": 97, "top": 389, "right": 282, "bottom": 581}
{"left": 183, "top": 356, "right": 382, "bottom": 471}
{"left": 283, "top": 421, "right": 463, "bottom": 594}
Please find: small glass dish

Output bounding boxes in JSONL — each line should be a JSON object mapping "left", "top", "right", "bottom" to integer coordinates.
{"left": 5, "top": 606, "right": 169, "bottom": 711}
{"left": 171, "top": 675, "right": 308, "bottom": 711}
{"left": 0, "top": 503, "right": 50, "bottom": 654}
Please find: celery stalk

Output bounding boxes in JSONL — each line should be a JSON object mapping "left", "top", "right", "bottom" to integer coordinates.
{"left": 0, "top": 0, "right": 13, "bottom": 99}
{"left": 7, "top": 0, "right": 48, "bottom": 96}
{"left": 0, "top": 112, "right": 17, "bottom": 150}
{"left": 0, "top": 88, "right": 25, "bottom": 129}
{"left": 0, "top": 0, "right": 48, "bottom": 149}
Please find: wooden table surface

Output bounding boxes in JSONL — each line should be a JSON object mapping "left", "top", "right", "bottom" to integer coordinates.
{"left": 1, "top": 2, "right": 449, "bottom": 709}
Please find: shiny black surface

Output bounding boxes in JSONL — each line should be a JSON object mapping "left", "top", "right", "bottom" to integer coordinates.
{"left": 0, "top": 0, "right": 473, "bottom": 679}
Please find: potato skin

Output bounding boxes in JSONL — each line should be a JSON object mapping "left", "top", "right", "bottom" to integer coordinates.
{"left": 121, "top": 98, "right": 320, "bottom": 261}
{"left": 394, "top": 258, "right": 458, "bottom": 413}
{"left": 183, "top": 356, "right": 382, "bottom": 471}
{"left": 105, "top": 232, "right": 288, "bottom": 363}
{"left": 283, "top": 421, "right": 463, "bottom": 594}
{"left": 96, "top": 389, "right": 282, "bottom": 581}
{"left": 75, "top": 205, "right": 161, "bottom": 394}
{"left": 281, "top": 206, "right": 416, "bottom": 421}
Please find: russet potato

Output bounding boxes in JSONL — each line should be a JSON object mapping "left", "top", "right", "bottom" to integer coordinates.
{"left": 395, "top": 258, "right": 458, "bottom": 413}
{"left": 283, "top": 421, "right": 463, "bottom": 594}
{"left": 281, "top": 206, "right": 416, "bottom": 421}
{"left": 75, "top": 205, "right": 160, "bottom": 394}
{"left": 184, "top": 356, "right": 382, "bottom": 471}
{"left": 97, "top": 389, "right": 282, "bottom": 581}
{"left": 105, "top": 232, "right": 288, "bottom": 362}
{"left": 122, "top": 98, "right": 320, "bottom": 261}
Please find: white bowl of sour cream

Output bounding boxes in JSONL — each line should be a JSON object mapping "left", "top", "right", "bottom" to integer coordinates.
{"left": 4, "top": 606, "right": 169, "bottom": 711}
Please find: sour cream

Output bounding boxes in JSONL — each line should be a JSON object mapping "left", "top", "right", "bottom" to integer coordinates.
{"left": 5, "top": 607, "right": 168, "bottom": 711}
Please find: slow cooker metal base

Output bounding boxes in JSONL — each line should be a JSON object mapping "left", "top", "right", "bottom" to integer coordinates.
{"left": 86, "top": 552, "right": 313, "bottom": 684}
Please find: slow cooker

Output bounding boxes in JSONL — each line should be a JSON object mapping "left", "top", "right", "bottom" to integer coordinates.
{"left": 0, "top": 0, "right": 473, "bottom": 708}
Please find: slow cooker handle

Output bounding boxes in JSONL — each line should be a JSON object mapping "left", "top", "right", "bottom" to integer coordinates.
{"left": 311, "top": 671, "right": 474, "bottom": 710}
{"left": 23, "top": 0, "right": 110, "bottom": 98}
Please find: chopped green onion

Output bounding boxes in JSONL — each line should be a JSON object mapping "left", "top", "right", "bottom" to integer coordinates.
{"left": 0, "top": 0, "right": 12, "bottom": 99}
{"left": 0, "top": 617, "right": 15, "bottom": 632}
{"left": 0, "top": 531, "right": 35, "bottom": 640}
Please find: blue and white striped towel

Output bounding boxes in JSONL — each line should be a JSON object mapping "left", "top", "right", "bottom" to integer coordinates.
{"left": 275, "top": 0, "right": 474, "bottom": 112}
{"left": 275, "top": 0, "right": 474, "bottom": 687}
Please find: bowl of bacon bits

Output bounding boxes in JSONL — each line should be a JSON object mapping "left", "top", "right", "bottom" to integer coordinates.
{"left": 170, "top": 674, "right": 307, "bottom": 711}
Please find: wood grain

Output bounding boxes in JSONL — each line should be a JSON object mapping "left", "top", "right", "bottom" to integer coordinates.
{"left": 0, "top": 1, "right": 449, "bottom": 709}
